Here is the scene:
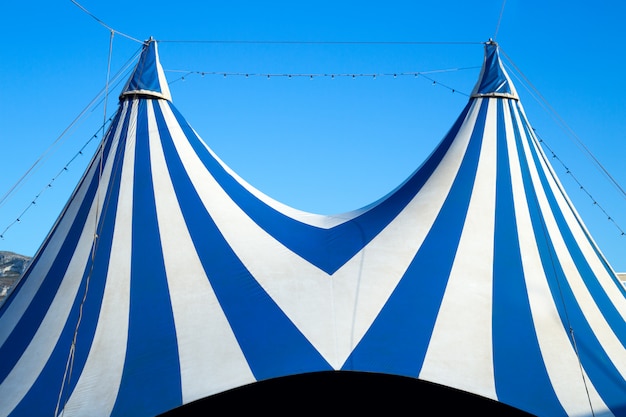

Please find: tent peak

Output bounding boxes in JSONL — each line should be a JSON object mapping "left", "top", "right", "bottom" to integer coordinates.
{"left": 119, "top": 38, "right": 172, "bottom": 102}
{"left": 470, "top": 39, "right": 518, "bottom": 100}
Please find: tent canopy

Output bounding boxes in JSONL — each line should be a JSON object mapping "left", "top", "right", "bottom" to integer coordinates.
{"left": 1, "top": 38, "right": 625, "bottom": 417}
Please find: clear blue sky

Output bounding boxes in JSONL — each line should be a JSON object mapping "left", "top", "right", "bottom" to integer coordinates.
{"left": 1, "top": 1, "right": 625, "bottom": 272}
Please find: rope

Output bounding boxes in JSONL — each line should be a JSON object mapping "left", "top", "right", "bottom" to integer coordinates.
{"left": 54, "top": 30, "right": 115, "bottom": 417}
{"left": 70, "top": 0, "right": 143, "bottom": 44}
{"left": 570, "top": 327, "right": 597, "bottom": 417}
{"left": 103, "top": 32, "right": 114, "bottom": 139}
{"left": 493, "top": 0, "right": 507, "bottom": 40}
{"left": 157, "top": 39, "right": 484, "bottom": 45}
{"left": 532, "top": 179, "right": 596, "bottom": 417}
{"left": 527, "top": 110, "right": 596, "bottom": 417}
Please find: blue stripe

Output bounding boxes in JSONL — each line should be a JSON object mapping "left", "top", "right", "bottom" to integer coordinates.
{"left": 121, "top": 42, "right": 164, "bottom": 97}
{"left": 166, "top": 102, "right": 472, "bottom": 274}
{"left": 7, "top": 106, "right": 130, "bottom": 416}
{"left": 111, "top": 100, "right": 182, "bottom": 417}
{"left": 473, "top": 43, "right": 514, "bottom": 97}
{"left": 492, "top": 100, "right": 566, "bottom": 416}
{"left": 0, "top": 107, "right": 125, "bottom": 384}
{"left": 154, "top": 102, "right": 331, "bottom": 381}
{"left": 343, "top": 99, "right": 487, "bottom": 376}
{"left": 516, "top": 104, "right": 626, "bottom": 414}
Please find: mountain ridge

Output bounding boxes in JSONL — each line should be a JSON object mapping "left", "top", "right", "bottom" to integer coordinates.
{"left": 0, "top": 251, "right": 31, "bottom": 306}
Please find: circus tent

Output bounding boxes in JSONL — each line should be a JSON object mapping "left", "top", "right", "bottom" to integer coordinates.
{"left": 0, "top": 38, "right": 625, "bottom": 417}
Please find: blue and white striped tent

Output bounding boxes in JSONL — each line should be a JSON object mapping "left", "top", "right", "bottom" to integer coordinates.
{"left": 1, "top": 39, "right": 625, "bottom": 417}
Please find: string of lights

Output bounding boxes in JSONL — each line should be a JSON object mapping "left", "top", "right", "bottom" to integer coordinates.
{"left": 157, "top": 40, "right": 485, "bottom": 45}
{"left": 0, "top": 119, "right": 110, "bottom": 240}
{"left": 535, "top": 130, "right": 626, "bottom": 237}
{"left": 165, "top": 66, "right": 480, "bottom": 96}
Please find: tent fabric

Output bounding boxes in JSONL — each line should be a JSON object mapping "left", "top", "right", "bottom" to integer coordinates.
{"left": 119, "top": 38, "right": 171, "bottom": 101}
{"left": 1, "top": 39, "right": 626, "bottom": 417}
{"left": 471, "top": 40, "right": 519, "bottom": 99}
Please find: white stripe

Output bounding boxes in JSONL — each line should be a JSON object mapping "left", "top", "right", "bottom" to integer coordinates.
{"left": 510, "top": 103, "right": 609, "bottom": 416}
{"left": 152, "top": 101, "right": 255, "bottom": 404}
{"left": 419, "top": 98, "right": 497, "bottom": 400}
{"left": 0, "top": 102, "right": 129, "bottom": 417}
{"left": 61, "top": 100, "right": 139, "bottom": 417}
{"left": 497, "top": 57, "right": 518, "bottom": 98}
{"left": 161, "top": 100, "right": 481, "bottom": 369}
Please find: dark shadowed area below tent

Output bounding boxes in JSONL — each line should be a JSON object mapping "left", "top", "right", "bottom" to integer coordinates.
{"left": 159, "top": 371, "right": 535, "bottom": 416}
